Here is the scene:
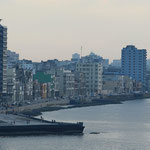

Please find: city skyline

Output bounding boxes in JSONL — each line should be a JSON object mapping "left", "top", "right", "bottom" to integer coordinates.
{"left": 1, "top": 0, "right": 150, "bottom": 62}
{"left": 1, "top": 1, "right": 150, "bottom": 149}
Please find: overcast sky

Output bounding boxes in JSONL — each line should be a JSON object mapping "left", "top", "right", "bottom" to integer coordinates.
{"left": 1, "top": 0, "right": 150, "bottom": 62}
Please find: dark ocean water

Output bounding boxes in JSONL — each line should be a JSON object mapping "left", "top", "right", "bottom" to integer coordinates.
{"left": 1, "top": 99, "right": 150, "bottom": 150}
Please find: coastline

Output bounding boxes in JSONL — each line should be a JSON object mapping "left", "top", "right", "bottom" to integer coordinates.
{"left": 21, "top": 100, "right": 121, "bottom": 116}
{"left": 3, "top": 93, "right": 150, "bottom": 117}
{"left": 12, "top": 93, "right": 150, "bottom": 117}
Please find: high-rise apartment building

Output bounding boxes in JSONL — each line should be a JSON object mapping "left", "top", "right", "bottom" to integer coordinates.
{"left": 121, "top": 45, "right": 147, "bottom": 85}
{"left": 0, "top": 23, "right": 7, "bottom": 100}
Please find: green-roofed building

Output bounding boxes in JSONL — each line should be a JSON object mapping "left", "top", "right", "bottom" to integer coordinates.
{"left": 33, "top": 72, "right": 55, "bottom": 99}
{"left": 33, "top": 72, "right": 53, "bottom": 83}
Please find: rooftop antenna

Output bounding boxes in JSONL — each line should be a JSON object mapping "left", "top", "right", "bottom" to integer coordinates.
{"left": 81, "top": 46, "right": 82, "bottom": 58}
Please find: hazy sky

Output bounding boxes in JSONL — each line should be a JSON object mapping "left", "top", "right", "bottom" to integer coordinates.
{"left": 1, "top": 0, "right": 150, "bottom": 62}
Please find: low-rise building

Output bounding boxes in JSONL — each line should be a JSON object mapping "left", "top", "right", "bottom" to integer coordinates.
{"left": 33, "top": 72, "right": 55, "bottom": 99}
{"left": 7, "top": 68, "right": 16, "bottom": 102}
{"left": 15, "top": 66, "right": 33, "bottom": 102}
{"left": 102, "top": 75, "right": 133, "bottom": 95}
{"left": 110, "top": 59, "right": 121, "bottom": 68}
{"left": 19, "top": 59, "right": 33, "bottom": 70}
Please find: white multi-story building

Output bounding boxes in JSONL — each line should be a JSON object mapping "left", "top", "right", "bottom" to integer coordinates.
{"left": 76, "top": 62, "right": 103, "bottom": 96}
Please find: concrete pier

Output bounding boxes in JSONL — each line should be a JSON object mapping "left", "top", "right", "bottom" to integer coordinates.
{"left": 0, "top": 114, "right": 48, "bottom": 126}
{"left": 0, "top": 114, "right": 84, "bottom": 136}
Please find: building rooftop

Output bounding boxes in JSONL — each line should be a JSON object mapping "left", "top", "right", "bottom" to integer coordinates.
{"left": 33, "top": 72, "right": 53, "bottom": 83}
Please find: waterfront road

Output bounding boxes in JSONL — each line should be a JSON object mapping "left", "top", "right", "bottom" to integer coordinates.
{"left": 0, "top": 100, "right": 69, "bottom": 115}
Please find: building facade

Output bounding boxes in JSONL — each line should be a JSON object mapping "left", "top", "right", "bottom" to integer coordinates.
{"left": 7, "top": 50, "right": 19, "bottom": 69}
{"left": 121, "top": 45, "right": 147, "bottom": 88}
{"left": 57, "top": 69, "right": 75, "bottom": 98}
{"left": 147, "top": 59, "right": 150, "bottom": 71}
{"left": 15, "top": 66, "right": 33, "bottom": 102}
{"left": 76, "top": 62, "right": 103, "bottom": 96}
{"left": 71, "top": 53, "right": 80, "bottom": 62}
{"left": 33, "top": 72, "right": 55, "bottom": 99}
{"left": 19, "top": 59, "right": 33, "bottom": 70}
{"left": 0, "top": 24, "right": 7, "bottom": 100}
{"left": 7, "top": 68, "right": 16, "bottom": 102}
{"left": 110, "top": 59, "right": 121, "bottom": 68}
{"left": 74, "top": 72, "right": 86, "bottom": 98}
{"left": 102, "top": 75, "right": 133, "bottom": 95}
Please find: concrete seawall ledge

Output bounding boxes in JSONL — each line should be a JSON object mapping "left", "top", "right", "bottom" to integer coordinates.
{"left": 1, "top": 94, "right": 150, "bottom": 117}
